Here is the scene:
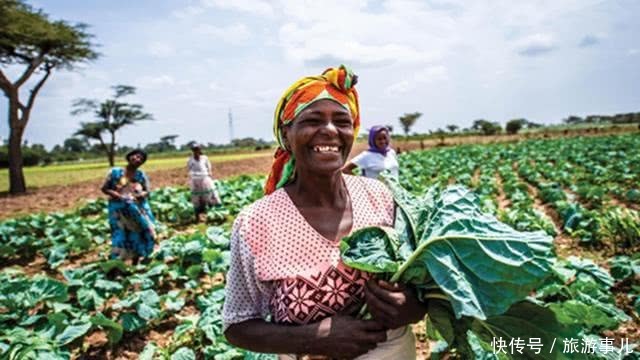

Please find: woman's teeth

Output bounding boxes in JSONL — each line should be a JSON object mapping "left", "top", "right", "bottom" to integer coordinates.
{"left": 313, "top": 145, "right": 339, "bottom": 153}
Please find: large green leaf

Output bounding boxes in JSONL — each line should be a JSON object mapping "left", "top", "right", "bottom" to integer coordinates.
{"left": 609, "top": 255, "right": 640, "bottom": 281}
{"left": 76, "top": 288, "right": 104, "bottom": 310}
{"left": 120, "top": 313, "right": 145, "bottom": 332}
{"left": 171, "top": 347, "right": 196, "bottom": 360}
{"left": 55, "top": 322, "right": 92, "bottom": 346}
{"left": 427, "top": 299, "right": 456, "bottom": 345}
{"left": 27, "top": 278, "right": 69, "bottom": 306}
{"left": 186, "top": 265, "right": 203, "bottom": 279}
{"left": 565, "top": 256, "right": 614, "bottom": 288}
{"left": 98, "top": 259, "right": 129, "bottom": 274}
{"left": 94, "top": 279, "right": 123, "bottom": 292}
{"left": 46, "top": 246, "right": 67, "bottom": 269}
{"left": 383, "top": 174, "right": 438, "bottom": 250}
{"left": 139, "top": 342, "right": 157, "bottom": 360}
{"left": 163, "top": 290, "right": 185, "bottom": 312}
{"left": 470, "top": 301, "right": 584, "bottom": 360}
{"left": 137, "top": 303, "right": 161, "bottom": 321}
{"left": 340, "top": 227, "right": 400, "bottom": 274}
{"left": 548, "top": 300, "right": 618, "bottom": 330}
{"left": 90, "top": 313, "right": 123, "bottom": 344}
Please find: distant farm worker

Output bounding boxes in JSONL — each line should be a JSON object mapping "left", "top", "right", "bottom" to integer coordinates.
{"left": 343, "top": 125, "right": 399, "bottom": 180}
{"left": 101, "top": 149, "right": 156, "bottom": 265}
{"left": 187, "top": 144, "right": 221, "bottom": 222}
{"left": 222, "top": 65, "right": 425, "bottom": 359}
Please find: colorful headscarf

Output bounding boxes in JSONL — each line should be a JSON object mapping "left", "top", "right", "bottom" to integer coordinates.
{"left": 265, "top": 65, "right": 360, "bottom": 195}
{"left": 367, "top": 125, "right": 390, "bottom": 156}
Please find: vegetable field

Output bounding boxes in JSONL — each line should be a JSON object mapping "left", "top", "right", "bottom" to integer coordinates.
{"left": 1, "top": 134, "right": 639, "bottom": 359}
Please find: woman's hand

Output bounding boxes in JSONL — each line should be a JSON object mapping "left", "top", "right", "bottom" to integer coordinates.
{"left": 364, "top": 279, "right": 427, "bottom": 330}
{"left": 108, "top": 191, "right": 122, "bottom": 201}
{"left": 134, "top": 191, "right": 148, "bottom": 199}
{"left": 314, "top": 314, "right": 387, "bottom": 359}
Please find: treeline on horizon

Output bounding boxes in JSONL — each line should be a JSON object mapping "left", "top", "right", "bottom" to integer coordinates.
{"left": 1, "top": 111, "right": 639, "bottom": 169}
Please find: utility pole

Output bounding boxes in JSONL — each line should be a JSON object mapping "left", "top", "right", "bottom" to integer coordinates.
{"left": 228, "top": 108, "right": 234, "bottom": 144}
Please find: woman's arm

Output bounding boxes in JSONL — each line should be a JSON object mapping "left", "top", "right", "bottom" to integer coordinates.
{"left": 101, "top": 185, "right": 121, "bottom": 200}
{"left": 136, "top": 172, "right": 151, "bottom": 199}
{"left": 206, "top": 158, "right": 213, "bottom": 177}
{"left": 225, "top": 314, "right": 387, "bottom": 358}
{"left": 342, "top": 162, "right": 358, "bottom": 175}
{"left": 101, "top": 176, "right": 121, "bottom": 200}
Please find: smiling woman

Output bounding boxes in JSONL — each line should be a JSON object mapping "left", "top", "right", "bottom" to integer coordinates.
{"left": 222, "top": 65, "right": 426, "bottom": 359}
{"left": 282, "top": 99, "right": 354, "bottom": 178}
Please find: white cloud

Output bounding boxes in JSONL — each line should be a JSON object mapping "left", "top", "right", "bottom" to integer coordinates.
{"left": 201, "top": 0, "right": 274, "bottom": 17}
{"left": 195, "top": 23, "right": 251, "bottom": 44}
{"left": 280, "top": 31, "right": 441, "bottom": 66}
{"left": 135, "top": 75, "right": 176, "bottom": 89}
{"left": 172, "top": 5, "right": 205, "bottom": 18}
{"left": 514, "top": 33, "right": 557, "bottom": 56}
{"left": 276, "top": 1, "right": 446, "bottom": 67}
{"left": 415, "top": 66, "right": 448, "bottom": 82}
{"left": 385, "top": 80, "right": 411, "bottom": 96}
{"left": 384, "top": 66, "right": 449, "bottom": 96}
{"left": 147, "top": 42, "right": 174, "bottom": 58}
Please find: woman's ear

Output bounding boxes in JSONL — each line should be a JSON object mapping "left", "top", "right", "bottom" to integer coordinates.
{"left": 281, "top": 126, "right": 291, "bottom": 151}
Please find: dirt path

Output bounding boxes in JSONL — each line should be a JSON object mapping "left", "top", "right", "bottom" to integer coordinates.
{"left": 494, "top": 172, "right": 511, "bottom": 211}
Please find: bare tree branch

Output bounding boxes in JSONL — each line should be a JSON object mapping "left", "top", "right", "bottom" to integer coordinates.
{"left": 113, "top": 84, "right": 136, "bottom": 98}
{"left": 70, "top": 98, "right": 99, "bottom": 115}
{"left": 0, "top": 70, "right": 12, "bottom": 95}
{"left": 22, "top": 66, "right": 52, "bottom": 124}
{"left": 9, "top": 49, "right": 34, "bottom": 64}
{"left": 14, "top": 54, "right": 46, "bottom": 89}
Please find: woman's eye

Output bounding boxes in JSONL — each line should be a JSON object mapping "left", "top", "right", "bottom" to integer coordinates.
{"left": 301, "top": 118, "right": 322, "bottom": 125}
{"left": 334, "top": 118, "right": 352, "bottom": 127}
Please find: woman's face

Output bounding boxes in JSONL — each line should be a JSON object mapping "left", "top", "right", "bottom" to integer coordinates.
{"left": 283, "top": 99, "right": 354, "bottom": 176}
{"left": 128, "top": 153, "right": 144, "bottom": 168}
{"left": 374, "top": 130, "right": 390, "bottom": 150}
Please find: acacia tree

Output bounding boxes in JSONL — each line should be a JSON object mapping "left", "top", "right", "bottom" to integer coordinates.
{"left": 74, "top": 121, "right": 107, "bottom": 155}
{"left": 446, "top": 124, "right": 459, "bottom": 133}
{"left": 506, "top": 118, "right": 527, "bottom": 135}
{"left": 398, "top": 112, "right": 422, "bottom": 136}
{"left": 160, "top": 134, "right": 178, "bottom": 150}
{"left": 62, "top": 136, "right": 89, "bottom": 153}
{"left": 472, "top": 119, "right": 502, "bottom": 136}
{"left": 72, "top": 85, "right": 153, "bottom": 166}
{"left": 0, "top": 0, "right": 98, "bottom": 193}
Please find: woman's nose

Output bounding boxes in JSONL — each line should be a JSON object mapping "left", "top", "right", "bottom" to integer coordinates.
{"left": 322, "top": 121, "right": 338, "bottom": 134}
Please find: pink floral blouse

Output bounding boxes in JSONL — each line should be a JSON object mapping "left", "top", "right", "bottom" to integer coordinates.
{"left": 222, "top": 175, "right": 394, "bottom": 329}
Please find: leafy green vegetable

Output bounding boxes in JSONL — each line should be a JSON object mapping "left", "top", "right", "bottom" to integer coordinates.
{"left": 171, "top": 347, "right": 196, "bottom": 360}
{"left": 342, "top": 183, "right": 554, "bottom": 320}
{"left": 90, "top": 313, "right": 123, "bottom": 344}
{"left": 55, "top": 322, "right": 92, "bottom": 345}
{"left": 608, "top": 255, "right": 640, "bottom": 281}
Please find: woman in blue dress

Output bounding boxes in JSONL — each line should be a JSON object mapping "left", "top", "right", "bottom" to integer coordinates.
{"left": 101, "top": 149, "right": 156, "bottom": 264}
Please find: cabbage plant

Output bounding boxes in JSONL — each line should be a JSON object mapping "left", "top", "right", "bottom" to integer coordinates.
{"left": 340, "top": 178, "right": 592, "bottom": 358}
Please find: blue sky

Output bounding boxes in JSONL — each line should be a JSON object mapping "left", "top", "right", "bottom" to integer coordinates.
{"left": 1, "top": 0, "right": 639, "bottom": 148}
